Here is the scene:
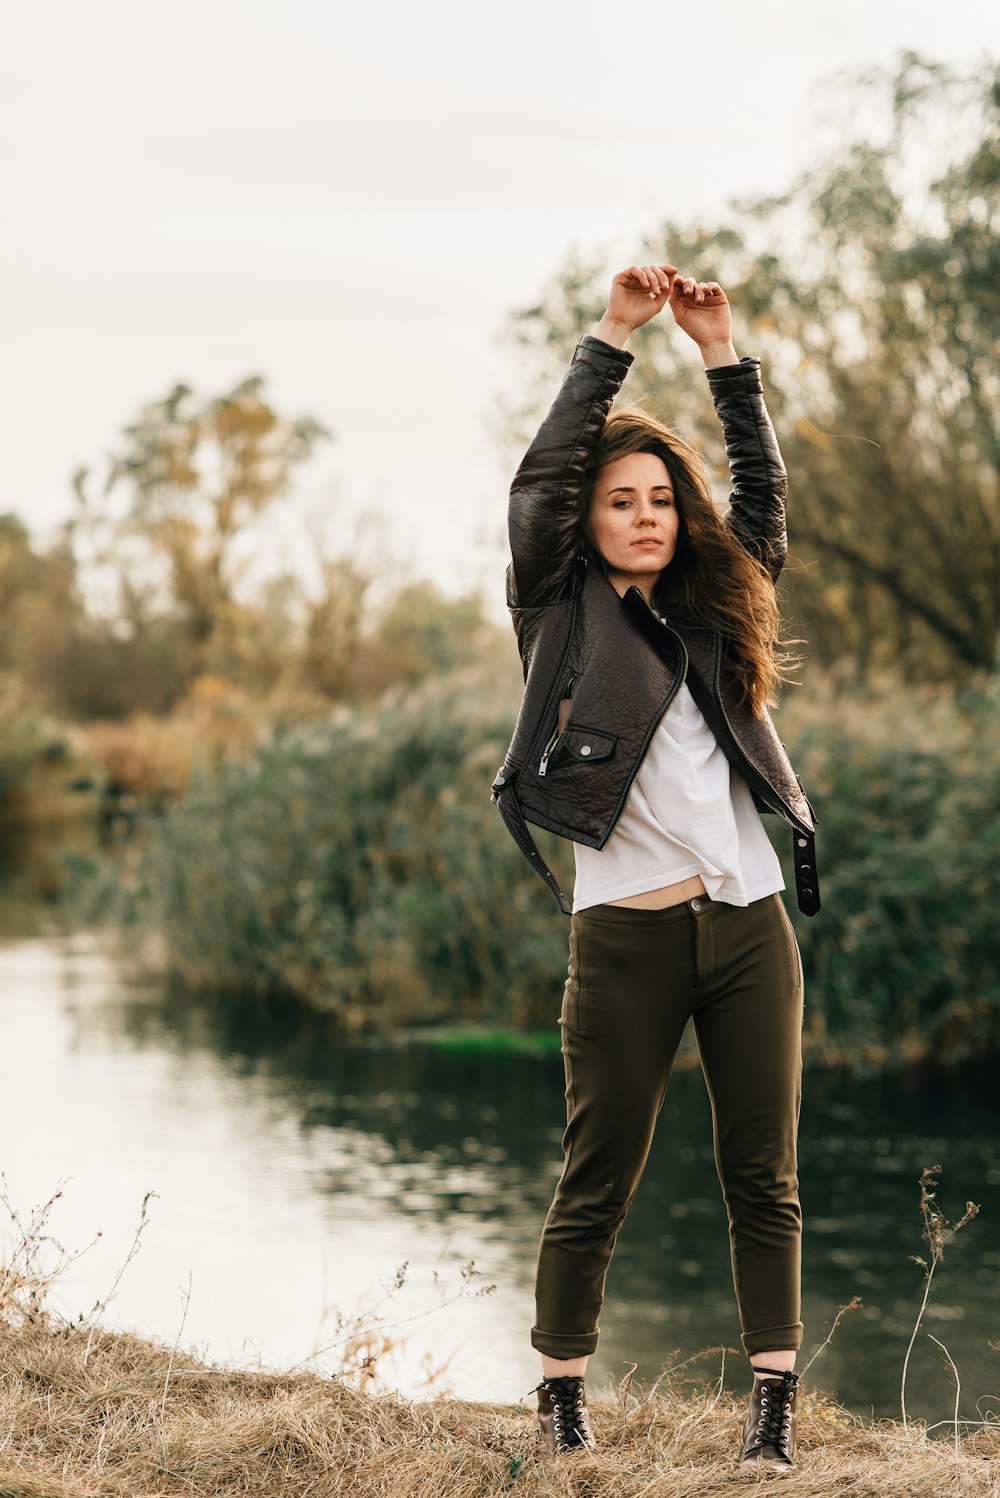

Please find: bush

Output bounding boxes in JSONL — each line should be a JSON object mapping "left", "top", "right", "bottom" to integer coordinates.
{"left": 776, "top": 667, "right": 1000, "bottom": 1069}
{"left": 109, "top": 657, "right": 568, "bottom": 1031}
{"left": 94, "top": 658, "right": 1000, "bottom": 1064}
{"left": 0, "top": 672, "right": 91, "bottom": 823}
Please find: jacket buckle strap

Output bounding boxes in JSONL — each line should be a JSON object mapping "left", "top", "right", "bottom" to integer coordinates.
{"left": 492, "top": 778, "right": 572, "bottom": 917}
{"left": 792, "top": 829, "right": 820, "bottom": 917}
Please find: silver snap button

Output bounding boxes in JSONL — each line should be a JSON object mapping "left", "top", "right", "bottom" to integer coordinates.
{"left": 690, "top": 898, "right": 703, "bottom": 912}
{"left": 797, "top": 837, "right": 808, "bottom": 847}
{"left": 580, "top": 744, "right": 592, "bottom": 756}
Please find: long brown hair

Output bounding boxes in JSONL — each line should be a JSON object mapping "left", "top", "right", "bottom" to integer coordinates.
{"left": 578, "top": 406, "right": 803, "bottom": 716}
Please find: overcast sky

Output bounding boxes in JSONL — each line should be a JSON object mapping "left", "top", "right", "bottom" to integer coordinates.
{"left": 3, "top": 1, "right": 996, "bottom": 620}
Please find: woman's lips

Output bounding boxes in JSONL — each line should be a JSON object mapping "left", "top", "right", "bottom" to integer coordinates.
{"left": 632, "top": 539, "right": 662, "bottom": 546}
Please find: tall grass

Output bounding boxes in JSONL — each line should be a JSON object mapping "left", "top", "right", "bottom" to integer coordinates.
{"left": 84, "top": 657, "right": 566, "bottom": 1031}
{"left": 74, "top": 659, "right": 1000, "bottom": 1064}
{"left": 776, "top": 666, "right": 1000, "bottom": 1069}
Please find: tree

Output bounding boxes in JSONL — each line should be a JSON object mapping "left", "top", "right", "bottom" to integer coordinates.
{"left": 497, "top": 52, "right": 1000, "bottom": 681}
{"left": 0, "top": 511, "right": 85, "bottom": 686}
{"left": 72, "top": 375, "right": 331, "bottom": 662}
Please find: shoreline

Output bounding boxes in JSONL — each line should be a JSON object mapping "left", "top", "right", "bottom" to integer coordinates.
{"left": 2, "top": 1317, "right": 998, "bottom": 1498}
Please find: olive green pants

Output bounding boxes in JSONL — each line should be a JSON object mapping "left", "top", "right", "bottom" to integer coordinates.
{"left": 532, "top": 890, "right": 805, "bottom": 1360}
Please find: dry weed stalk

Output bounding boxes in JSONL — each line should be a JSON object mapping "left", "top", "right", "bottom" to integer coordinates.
{"left": 801, "top": 1294, "right": 864, "bottom": 1378}
{"left": 0, "top": 1173, "right": 101, "bottom": 1326}
{"left": 160, "top": 1269, "right": 194, "bottom": 1418}
{"left": 82, "top": 1187, "right": 158, "bottom": 1362}
{"left": 288, "top": 1257, "right": 496, "bottom": 1389}
{"left": 901, "top": 1163, "right": 980, "bottom": 1438}
{"left": 1, "top": 1175, "right": 498, "bottom": 1403}
{"left": 927, "top": 1332, "right": 962, "bottom": 1461}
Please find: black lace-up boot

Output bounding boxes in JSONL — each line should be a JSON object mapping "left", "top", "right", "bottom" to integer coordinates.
{"left": 532, "top": 1375, "right": 597, "bottom": 1454}
{"left": 738, "top": 1365, "right": 799, "bottom": 1474}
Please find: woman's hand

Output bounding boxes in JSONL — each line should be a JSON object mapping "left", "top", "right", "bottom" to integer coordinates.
{"left": 592, "top": 265, "right": 734, "bottom": 360}
{"left": 594, "top": 264, "right": 680, "bottom": 346}
{"left": 668, "top": 276, "right": 733, "bottom": 349}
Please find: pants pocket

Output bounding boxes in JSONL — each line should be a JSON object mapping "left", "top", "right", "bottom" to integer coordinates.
{"left": 775, "top": 895, "right": 805, "bottom": 997}
{"left": 563, "top": 925, "right": 594, "bottom": 1038}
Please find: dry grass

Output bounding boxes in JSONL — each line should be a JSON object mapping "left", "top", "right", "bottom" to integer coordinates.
{"left": 1, "top": 1156, "right": 993, "bottom": 1496}
{"left": 1, "top": 1314, "right": 998, "bottom": 1498}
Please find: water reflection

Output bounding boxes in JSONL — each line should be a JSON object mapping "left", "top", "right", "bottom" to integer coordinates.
{"left": 0, "top": 926, "right": 997, "bottom": 1423}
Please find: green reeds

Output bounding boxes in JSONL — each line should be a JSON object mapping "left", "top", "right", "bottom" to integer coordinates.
{"left": 72, "top": 659, "right": 1000, "bottom": 1065}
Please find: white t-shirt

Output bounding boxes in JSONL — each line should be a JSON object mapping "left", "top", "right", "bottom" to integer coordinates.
{"left": 571, "top": 672, "right": 785, "bottom": 914}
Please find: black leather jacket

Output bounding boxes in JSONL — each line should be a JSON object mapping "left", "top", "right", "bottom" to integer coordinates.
{"left": 490, "top": 333, "right": 821, "bottom": 918}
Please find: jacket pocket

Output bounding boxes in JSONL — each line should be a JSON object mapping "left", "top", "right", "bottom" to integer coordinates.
{"left": 560, "top": 726, "right": 618, "bottom": 763}
{"left": 537, "top": 721, "right": 618, "bottom": 777}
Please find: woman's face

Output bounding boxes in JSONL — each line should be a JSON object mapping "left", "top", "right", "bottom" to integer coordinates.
{"left": 586, "top": 450, "right": 679, "bottom": 600}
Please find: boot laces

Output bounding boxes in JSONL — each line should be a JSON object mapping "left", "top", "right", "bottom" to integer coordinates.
{"left": 533, "top": 1376, "right": 591, "bottom": 1450}
{"left": 751, "top": 1371, "right": 796, "bottom": 1458}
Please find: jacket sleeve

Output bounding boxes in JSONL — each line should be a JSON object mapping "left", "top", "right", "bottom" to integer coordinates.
{"left": 507, "top": 333, "right": 635, "bottom": 609}
{"left": 705, "top": 356, "right": 788, "bottom": 583}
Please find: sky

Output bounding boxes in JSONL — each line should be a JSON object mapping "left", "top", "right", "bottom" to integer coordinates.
{"left": 3, "top": 0, "right": 996, "bottom": 623}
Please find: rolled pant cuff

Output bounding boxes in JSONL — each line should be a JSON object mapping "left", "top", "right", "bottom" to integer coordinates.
{"left": 742, "top": 1321, "right": 804, "bottom": 1356}
{"left": 531, "top": 1326, "right": 600, "bottom": 1358}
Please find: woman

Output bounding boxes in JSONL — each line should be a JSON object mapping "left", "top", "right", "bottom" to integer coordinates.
{"left": 490, "top": 262, "right": 821, "bottom": 1474}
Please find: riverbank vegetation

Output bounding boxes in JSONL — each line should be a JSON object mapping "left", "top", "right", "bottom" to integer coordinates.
{"left": 1, "top": 1174, "right": 994, "bottom": 1498}
{"left": 0, "top": 1173, "right": 996, "bottom": 1498}
{"left": 61, "top": 660, "right": 997, "bottom": 1070}
{"left": 5, "top": 1315, "right": 1000, "bottom": 1498}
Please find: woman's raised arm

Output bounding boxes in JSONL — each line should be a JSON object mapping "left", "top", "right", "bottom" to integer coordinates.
{"left": 506, "top": 264, "right": 679, "bottom": 611}
{"left": 506, "top": 336, "right": 635, "bottom": 610}
{"left": 664, "top": 274, "right": 789, "bottom": 583}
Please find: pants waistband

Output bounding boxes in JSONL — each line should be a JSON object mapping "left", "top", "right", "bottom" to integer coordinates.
{"left": 573, "top": 890, "right": 734, "bottom": 925}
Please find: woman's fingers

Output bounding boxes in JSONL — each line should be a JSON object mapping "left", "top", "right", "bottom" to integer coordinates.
{"left": 608, "top": 262, "right": 727, "bottom": 325}
{"left": 620, "top": 265, "right": 645, "bottom": 293}
{"left": 644, "top": 264, "right": 673, "bottom": 299}
{"left": 617, "top": 264, "right": 725, "bottom": 300}
{"left": 671, "top": 278, "right": 726, "bottom": 304}
{"left": 617, "top": 263, "right": 679, "bottom": 288}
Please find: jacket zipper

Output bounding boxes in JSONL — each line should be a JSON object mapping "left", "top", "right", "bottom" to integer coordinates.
{"left": 538, "top": 673, "right": 577, "bottom": 776}
{"left": 537, "top": 727, "right": 559, "bottom": 777}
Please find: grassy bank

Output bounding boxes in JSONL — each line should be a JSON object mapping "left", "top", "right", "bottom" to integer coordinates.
{"left": 2, "top": 1315, "right": 998, "bottom": 1498}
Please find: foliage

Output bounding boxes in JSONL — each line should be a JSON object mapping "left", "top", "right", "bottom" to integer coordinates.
{"left": 0, "top": 512, "right": 81, "bottom": 682}
{"left": 0, "top": 671, "right": 90, "bottom": 822}
{"left": 74, "top": 375, "right": 331, "bottom": 650}
{"left": 75, "top": 656, "right": 1000, "bottom": 1068}
{"left": 497, "top": 52, "right": 1000, "bottom": 680}
{"left": 775, "top": 667, "right": 1000, "bottom": 1068}
{"left": 0, "top": 673, "right": 55, "bottom": 803}
{"left": 86, "top": 656, "right": 568, "bottom": 1032}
